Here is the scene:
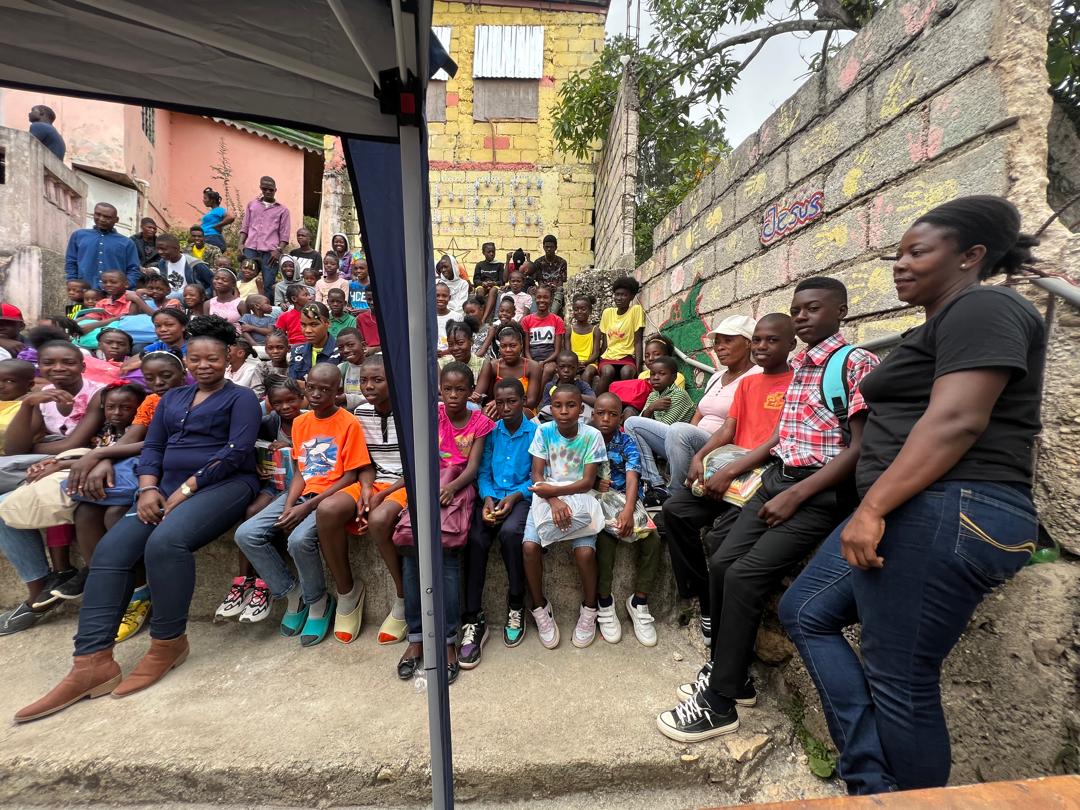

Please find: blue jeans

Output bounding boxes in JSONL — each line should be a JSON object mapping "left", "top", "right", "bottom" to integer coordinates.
{"left": 233, "top": 492, "right": 326, "bottom": 605}
{"left": 0, "top": 492, "right": 49, "bottom": 583}
{"left": 622, "top": 417, "right": 671, "bottom": 488}
{"left": 403, "top": 550, "right": 460, "bottom": 644}
{"left": 205, "top": 234, "right": 227, "bottom": 250}
{"left": 664, "top": 422, "right": 712, "bottom": 494}
{"left": 778, "top": 481, "right": 1036, "bottom": 795}
{"left": 74, "top": 479, "right": 254, "bottom": 655}
{"left": 243, "top": 247, "right": 278, "bottom": 294}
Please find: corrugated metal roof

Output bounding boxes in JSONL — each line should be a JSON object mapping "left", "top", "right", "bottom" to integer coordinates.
{"left": 432, "top": 26, "right": 452, "bottom": 81}
{"left": 209, "top": 118, "right": 324, "bottom": 153}
{"left": 473, "top": 25, "right": 544, "bottom": 79}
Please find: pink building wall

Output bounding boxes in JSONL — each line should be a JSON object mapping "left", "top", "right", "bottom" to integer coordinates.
{"left": 0, "top": 89, "right": 305, "bottom": 240}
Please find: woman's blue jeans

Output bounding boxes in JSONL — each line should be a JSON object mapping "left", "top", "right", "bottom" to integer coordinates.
{"left": 778, "top": 480, "right": 1037, "bottom": 795}
{"left": 74, "top": 479, "right": 254, "bottom": 655}
{"left": 403, "top": 549, "right": 460, "bottom": 644}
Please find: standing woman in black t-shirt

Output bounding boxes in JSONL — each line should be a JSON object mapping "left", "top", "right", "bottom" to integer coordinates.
{"left": 778, "top": 196, "right": 1046, "bottom": 795}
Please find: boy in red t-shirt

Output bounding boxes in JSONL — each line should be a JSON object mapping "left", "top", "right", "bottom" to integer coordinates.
{"left": 520, "top": 284, "right": 565, "bottom": 390}
{"left": 274, "top": 283, "right": 311, "bottom": 345}
{"left": 355, "top": 289, "right": 380, "bottom": 356}
{"left": 233, "top": 363, "right": 374, "bottom": 646}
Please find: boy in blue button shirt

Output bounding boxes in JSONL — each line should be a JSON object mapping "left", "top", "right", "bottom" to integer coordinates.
{"left": 461, "top": 378, "right": 537, "bottom": 667}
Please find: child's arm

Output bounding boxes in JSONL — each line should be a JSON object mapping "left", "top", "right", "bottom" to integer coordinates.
{"left": 474, "top": 360, "right": 493, "bottom": 404}
{"left": 249, "top": 321, "right": 275, "bottom": 337}
{"left": 591, "top": 330, "right": 607, "bottom": 365}
{"left": 521, "top": 322, "right": 533, "bottom": 361}
{"left": 442, "top": 433, "right": 486, "bottom": 504}
{"left": 274, "top": 459, "right": 309, "bottom": 528}
{"left": 552, "top": 329, "right": 563, "bottom": 359}
{"left": 524, "top": 360, "right": 543, "bottom": 411}
{"left": 578, "top": 378, "right": 596, "bottom": 407}
{"left": 612, "top": 469, "right": 641, "bottom": 538}
{"left": 633, "top": 324, "right": 645, "bottom": 369}
{"left": 531, "top": 462, "right": 599, "bottom": 498}
{"left": 476, "top": 328, "right": 496, "bottom": 358}
{"left": 125, "top": 291, "right": 155, "bottom": 316}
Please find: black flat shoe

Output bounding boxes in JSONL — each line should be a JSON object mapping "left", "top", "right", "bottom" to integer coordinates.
{"left": 397, "top": 655, "right": 422, "bottom": 680}
{"left": 447, "top": 660, "right": 460, "bottom": 685}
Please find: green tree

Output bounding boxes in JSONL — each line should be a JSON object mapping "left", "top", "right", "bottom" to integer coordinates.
{"left": 553, "top": 0, "right": 1080, "bottom": 264}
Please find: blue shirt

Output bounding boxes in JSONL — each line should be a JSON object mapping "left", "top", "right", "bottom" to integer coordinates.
{"left": 142, "top": 340, "right": 186, "bottom": 356}
{"left": 603, "top": 430, "right": 643, "bottom": 497}
{"left": 201, "top": 206, "right": 227, "bottom": 236}
{"left": 30, "top": 122, "right": 65, "bottom": 160}
{"left": 348, "top": 279, "right": 369, "bottom": 310}
{"left": 136, "top": 381, "right": 261, "bottom": 497}
{"left": 65, "top": 228, "right": 141, "bottom": 290}
{"left": 287, "top": 334, "right": 341, "bottom": 381}
{"left": 478, "top": 417, "right": 538, "bottom": 502}
{"left": 240, "top": 313, "right": 276, "bottom": 345}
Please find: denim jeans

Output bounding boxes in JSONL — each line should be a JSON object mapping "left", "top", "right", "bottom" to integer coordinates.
{"left": 0, "top": 492, "right": 49, "bottom": 583}
{"left": 664, "top": 422, "right": 712, "bottom": 495}
{"left": 403, "top": 550, "right": 460, "bottom": 644}
{"left": 464, "top": 499, "right": 528, "bottom": 615}
{"left": 243, "top": 247, "right": 278, "bottom": 294}
{"left": 74, "top": 479, "right": 253, "bottom": 655}
{"left": 778, "top": 480, "right": 1037, "bottom": 795}
{"left": 205, "top": 234, "right": 227, "bottom": 250}
{"left": 622, "top": 417, "right": 671, "bottom": 488}
{"left": 233, "top": 491, "right": 327, "bottom": 605}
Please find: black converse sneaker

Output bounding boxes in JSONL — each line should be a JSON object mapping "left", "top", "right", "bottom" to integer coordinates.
{"left": 677, "top": 664, "right": 757, "bottom": 707}
{"left": 656, "top": 693, "right": 739, "bottom": 743}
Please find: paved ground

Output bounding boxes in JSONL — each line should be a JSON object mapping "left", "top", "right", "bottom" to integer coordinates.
{"left": 0, "top": 608, "right": 842, "bottom": 807}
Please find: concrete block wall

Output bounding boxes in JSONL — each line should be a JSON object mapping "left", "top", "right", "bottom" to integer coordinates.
{"left": 634, "top": 0, "right": 1080, "bottom": 541}
{"left": 0, "top": 127, "right": 86, "bottom": 319}
{"left": 424, "top": 1, "right": 606, "bottom": 272}
{"left": 592, "top": 68, "right": 639, "bottom": 272}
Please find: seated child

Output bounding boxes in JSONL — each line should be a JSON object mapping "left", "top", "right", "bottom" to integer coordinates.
{"left": 462, "top": 296, "right": 491, "bottom": 358}
{"left": 521, "top": 285, "right": 565, "bottom": 389}
{"left": 327, "top": 289, "right": 357, "bottom": 338}
{"left": 472, "top": 242, "right": 505, "bottom": 321}
{"left": 522, "top": 384, "right": 607, "bottom": 650}
{"left": 539, "top": 350, "right": 596, "bottom": 412}
{"left": 348, "top": 259, "right": 370, "bottom": 312}
{"left": 237, "top": 257, "right": 264, "bottom": 299}
{"left": 461, "top": 377, "right": 537, "bottom": 666}
{"left": 356, "top": 289, "right": 380, "bottom": 356}
{"left": 435, "top": 282, "right": 455, "bottom": 356}
{"left": 301, "top": 267, "right": 320, "bottom": 298}
{"left": 275, "top": 284, "right": 312, "bottom": 346}
{"left": 274, "top": 257, "right": 298, "bottom": 310}
{"left": 232, "top": 363, "right": 374, "bottom": 646}
{"left": 0, "top": 359, "right": 35, "bottom": 448}
{"left": 591, "top": 393, "right": 661, "bottom": 646}
{"left": 315, "top": 252, "right": 349, "bottom": 305}
{"left": 205, "top": 268, "right": 247, "bottom": 325}
{"left": 336, "top": 328, "right": 367, "bottom": 405}
{"left": 477, "top": 296, "right": 517, "bottom": 360}
{"left": 483, "top": 322, "right": 542, "bottom": 417}
{"left": 239, "top": 295, "right": 276, "bottom": 345}
{"left": 137, "top": 273, "right": 176, "bottom": 312}
{"left": 65, "top": 280, "right": 90, "bottom": 320}
{"left": 500, "top": 271, "right": 532, "bottom": 321}
{"left": 215, "top": 377, "right": 306, "bottom": 621}
{"left": 569, "top": 294, "right": 602, "bottom": 387}
{"left": 638, "top": 334, "right": 686, "bottom": 389}
{"left": 395, "top": 362, "right": 493, "bottom": 684}
{"left": 439, "top": 317, "right": 486, "bottom": 388}
{"left": 436, "top": 254, "right": 470, "bottom": 314}
{"left": 98, "top": 269, "right": 152, "bottom": 321}
{"left": 225, "top": 337, "right": 266, "bottom": 399}
{"left": 287, "top": 302, "right": 341, "bottom": 381}
{"left": 181, "top": 283, "right": 207, "bottom": 318}
{"left": 595, "top": 276, "right": 645, "bottom": 395}
{"left": 261, "top": 329, "right": 291, "bottom": 381}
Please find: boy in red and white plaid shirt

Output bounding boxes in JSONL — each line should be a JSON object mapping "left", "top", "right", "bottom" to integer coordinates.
{"left": 657, "top": 276, "right": 879, "bottom": 744}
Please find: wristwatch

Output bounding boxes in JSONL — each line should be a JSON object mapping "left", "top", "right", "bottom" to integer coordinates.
{"left": 180, "top": 483, "right": 193, "bottom": 497}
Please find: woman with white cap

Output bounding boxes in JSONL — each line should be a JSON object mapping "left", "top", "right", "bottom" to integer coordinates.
{"left": 624, "top": 314, "right": 760, "bottom": 506}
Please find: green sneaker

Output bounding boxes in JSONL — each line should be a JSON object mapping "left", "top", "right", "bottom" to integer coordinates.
{"left": 503, "top": 605, "right": 526, "bottom": 647}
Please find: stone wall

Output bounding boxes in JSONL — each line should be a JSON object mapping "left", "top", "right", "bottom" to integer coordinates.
{"left": 0, "top": 126, "right": 86, "bottom": 319}
{"left": 592, "top": 66, "right": 639, "bottom": 272}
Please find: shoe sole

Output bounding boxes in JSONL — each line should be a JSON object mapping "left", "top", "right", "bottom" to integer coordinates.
{"left": 334, "top": 591, "right": 365, "bottom": 644}
{"left": 539, "top": 624, "right": 560, "bottom": 650}
{"left": 238, "top": 608, "right": 273, "bottom": 624}
{"left": 378, "top": 611, "right": 408, "bottom": 645}
{"left": 14, "top": 673, "right": 122, "bottom": 723}
{"left": 572, "top": 630, "right": 596, "bottom": 649}
{"left": 31, "top": 594, "right": 61, "bottom": 609}
{"left": 656, "top": 712, "right": 739, "bottom": 742}
{"left": 458, "top": 625, "right": 489, "bottom": 670}
{"left": 676, "top": 686, "right": 757, "bottom": 707}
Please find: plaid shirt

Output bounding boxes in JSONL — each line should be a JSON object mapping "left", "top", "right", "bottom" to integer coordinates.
{"left": 771, "top": 332, "right": 879, "bottom": 469}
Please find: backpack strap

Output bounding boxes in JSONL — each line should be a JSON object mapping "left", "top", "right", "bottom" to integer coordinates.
{"left": 821, "top": 344, "right": 857, "bottom": 444}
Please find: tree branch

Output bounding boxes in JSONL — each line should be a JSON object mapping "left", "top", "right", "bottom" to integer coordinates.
{"left": 813, "top": 0, "right": 859, "bottom": 28}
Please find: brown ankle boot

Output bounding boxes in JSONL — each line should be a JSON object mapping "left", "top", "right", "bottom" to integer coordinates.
{"left": 112, "top": 635, "right": 189, "bottom": 698}
{"left": 14, "top": 649, "right": 121, "bottom": 723}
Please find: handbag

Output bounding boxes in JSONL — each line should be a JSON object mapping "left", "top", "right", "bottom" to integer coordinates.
{"left": 529, "top": 485, "right": 605, "bottom": 547}
{"left": 67, "top": 457, "right": 140, "bottom": 506}
{"left": 392, "top": 463, "right": 476, "bottom": 549}
{"left": 607, "top": 379, "right": 652, "bottom": 411}
{"left": 691, "top": 444, "right": 766, "bottom": 507}
{"left": 594, "top": 487, "right": 655, "bottom": 543}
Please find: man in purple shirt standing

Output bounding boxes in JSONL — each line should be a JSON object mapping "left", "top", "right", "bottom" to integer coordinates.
{"left": 240, "top": 176, "right": 291, "bottom": 294}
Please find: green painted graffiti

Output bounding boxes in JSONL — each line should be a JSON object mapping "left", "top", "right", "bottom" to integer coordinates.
{"left": 657, "top": 279, "right": 715, "bottom": 402}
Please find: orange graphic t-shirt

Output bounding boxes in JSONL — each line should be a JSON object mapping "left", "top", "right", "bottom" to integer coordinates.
{"left": 728, "top": 370, "right": 795, "bottom": 449}
{"left": 291, "top": 407, "right": 371, "bottom": 501}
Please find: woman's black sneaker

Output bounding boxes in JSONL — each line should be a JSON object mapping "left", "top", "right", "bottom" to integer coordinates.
{"left": 656, "top": 693, "right": 739, "bottom": 742}
{"left": 29, "top": 568, "right": 78, "bottom": 609}
{"left": 51, "top": 567, "right": 89, "bottom": 601}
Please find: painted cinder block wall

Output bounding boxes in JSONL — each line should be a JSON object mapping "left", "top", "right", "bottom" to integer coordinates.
{"left": 425, "top": 0, "right": 605, "bottom": 272}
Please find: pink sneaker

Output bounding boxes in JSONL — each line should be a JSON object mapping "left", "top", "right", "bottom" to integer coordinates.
{"left": 573, "top": 604, "right": 598, "bottom": 648}
{"left": 531, "top": 602, "right": 560, "bottom": 649}
{"left": 214, "top": 576, "right": 254, "bottom": 621}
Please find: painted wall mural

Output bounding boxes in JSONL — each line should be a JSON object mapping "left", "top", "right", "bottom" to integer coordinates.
{"left": 759, "top": 190, "right": 825, "bottom": 246}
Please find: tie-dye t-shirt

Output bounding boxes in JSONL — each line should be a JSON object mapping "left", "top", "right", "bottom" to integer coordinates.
{"left": 437, "top": 403, "right": 494, "bottom": 468}
{"left": 528, "top": 421, "right": 607, "bottom": 483}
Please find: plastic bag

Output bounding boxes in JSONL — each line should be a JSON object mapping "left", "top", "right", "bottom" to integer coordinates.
{"left": 529, "top": 487, "right": 605, "bottom": 547}
{"left": 691, "top": 444, "right": 766, "bottom": 507}
{"left": 595, "top": 488, "right": 656, "bottom": 543}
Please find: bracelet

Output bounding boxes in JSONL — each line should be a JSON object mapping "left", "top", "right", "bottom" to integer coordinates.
{"left": 136, "top": 485, "right": 161, "bottom": 495}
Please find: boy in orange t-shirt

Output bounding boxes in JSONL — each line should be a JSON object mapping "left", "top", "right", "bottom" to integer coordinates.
{"left": 233, "top": 363, "right": 374, "bottom": 645}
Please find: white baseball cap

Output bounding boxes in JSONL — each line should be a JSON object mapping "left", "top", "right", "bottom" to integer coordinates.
{"left": 706, "top": 314, "right": 756, "bottom": 341}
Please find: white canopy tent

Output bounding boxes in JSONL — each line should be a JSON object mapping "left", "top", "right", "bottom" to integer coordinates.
{"left": 1, "top": 1, "right": 455, "bottom": 806}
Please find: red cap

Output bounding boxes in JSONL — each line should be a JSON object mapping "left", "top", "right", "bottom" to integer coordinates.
{"left": 0, "top": 303, "right": 24, "bottom": 321}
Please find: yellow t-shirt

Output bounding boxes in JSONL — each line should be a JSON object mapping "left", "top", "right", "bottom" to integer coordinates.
{"left": 638, "top": 368, "right": 687, "bottom": 389}
{"left": 191, "top": 244, "right": 206, "bottom": 261}
{"left": 599, "top": 304, "right": 645, "bottom": 360}
{"left": 569, "top": 329, "right": 594, "bottom": 364}
{"left": 0, "top": 399, "right": 22, "bottom": 446}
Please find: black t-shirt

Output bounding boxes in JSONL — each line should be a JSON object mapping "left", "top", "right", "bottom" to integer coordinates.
{"left": 474, "top": 260, "right": 504, "bottom": 286}
{"left": 30, "top": 122, "right": 66, "bottom": 160}
{"left": 856, "top": 285, "right": 1045, "bottom": 494}
{"left": 290, "top": 248, "right": 323, "bottom": 277}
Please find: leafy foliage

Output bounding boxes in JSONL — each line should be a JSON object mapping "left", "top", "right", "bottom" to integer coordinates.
{"left": 1051, "top": 2, "right": 1080, "bottom": 128}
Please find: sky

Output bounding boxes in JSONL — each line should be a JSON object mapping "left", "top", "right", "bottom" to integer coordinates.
{"left": 604, "top": 0, "right": 853, "bottom": 147}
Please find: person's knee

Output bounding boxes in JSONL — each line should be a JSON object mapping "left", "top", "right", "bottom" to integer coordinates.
{"left": 316, "top": 495, "right": 357, "bottom": 527}
{"left": 144, "top": 523, "right": 191, "bottom": 567}
{"left": 369, "top": 503, "right": 402, "bottom": 536}
{"left": 523, "top": 542, "right": 541, "bottom": 563}
{"left": 286, "top": 527, "right": 318, "bottom": 557}
{"left": 573, "top": 545, "right": 596, "bottom": 564}
{"left": 777, "top": 587, "right": 800, "bottom": 631}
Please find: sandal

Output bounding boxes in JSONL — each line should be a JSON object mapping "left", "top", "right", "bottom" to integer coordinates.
{"left": 299, "top": 596, "right": 336, "bottom": 647}
{"left": 279, "top": 601, "right": 309, "bottom": 637}
{"left": 397, "top": 654, "right": 422, "bottom": 680}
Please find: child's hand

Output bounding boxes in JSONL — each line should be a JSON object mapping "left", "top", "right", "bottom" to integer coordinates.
{"left": 685, "top": 456, "right": 705, "bottom": 488}
{"left": 275, "top": 500, "right": 315, "bottom": 533}
{"left": 482, "top": 400, "right": 499, "bottom": 419}
{"left": 549, "top": 496, "right": 571, "bottom": 531}
{"left": 597, "top": 478, "right": 611, "bottom": 493}
{"left": 482, "top": 496, "right": 497, "bottom": 523}
{"left": 439, "top": 484, "right": 456, "bottom": 506}
{"left": 495, "top": 495, "right": 517, "bottom": 517}
{"left": 123, "top": 290, "right": 142, "bottom": 303}
{"left": 653, "top": 397, "right": 672, "bottom": 411}
{"left": 613, "top": 507, "right": 634, "bottom": 539}
{"left": 530, "top": 482, "right": 557, "bottom": 499}
{"left": 26, "top": 457, "right": 59, "bottom": 483}
{"left": 703, "top": 467, "right": 735, "bottom": 500}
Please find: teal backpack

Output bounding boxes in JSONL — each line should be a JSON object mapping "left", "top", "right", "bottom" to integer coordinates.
{"left": 821, "top": 344, "right": 857, "bottom": 444}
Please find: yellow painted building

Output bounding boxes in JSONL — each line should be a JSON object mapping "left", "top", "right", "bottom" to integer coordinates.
{"left": 425, "top": 0, "right": 607, "bottom": 274}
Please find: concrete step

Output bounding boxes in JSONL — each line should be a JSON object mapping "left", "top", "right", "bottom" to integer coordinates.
{"left": 0, "top": 612, "right": 842, "bottom": 807}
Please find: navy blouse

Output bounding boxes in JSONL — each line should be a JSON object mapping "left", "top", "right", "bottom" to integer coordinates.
{"left": 136, "top": 381, "right": 261, "bottom": 496}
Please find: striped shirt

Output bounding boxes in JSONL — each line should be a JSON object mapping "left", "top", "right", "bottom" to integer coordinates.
{"left": 353, "top": 401, "right": 403, "bottom": 484}
{"left": 643, "top": 383, "right": 695, "bottom": 425}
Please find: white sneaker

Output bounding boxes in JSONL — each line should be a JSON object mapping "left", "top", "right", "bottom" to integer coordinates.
{"left": 596, "top": 599, "right": 622, "bottom": 643}
{"left": 625, "top": 595, "right": 657, "bottom": 646}
{"left": 215, "top": 576, "right": 254, "bottom": 621}
{"left": 238, "top": 580, "right": 272, "bottom": 623}
{"left": 572, "top": 604, "right": 598, "bottom": 648}
{"left": 531, "top": 602, "right": 560, "bottom": 649}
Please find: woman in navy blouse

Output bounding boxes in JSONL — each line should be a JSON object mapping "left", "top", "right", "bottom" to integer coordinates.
{"left": 17, "top": 316, "right": 261, "bottom": 722}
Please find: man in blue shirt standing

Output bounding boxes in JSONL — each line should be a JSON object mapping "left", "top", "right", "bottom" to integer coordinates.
{"left": 64, "top": 202, "right": 141, "bottom": 290}
{"left": 462, "top": 377, "right": 537, "bottom": 666}
{"left": 28, "top": 105, "right": 65, "bottom": 161}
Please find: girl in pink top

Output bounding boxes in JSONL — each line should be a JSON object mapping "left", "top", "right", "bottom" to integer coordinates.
{"left": 204, "top": 269, "right": 247, "bottom": 325}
